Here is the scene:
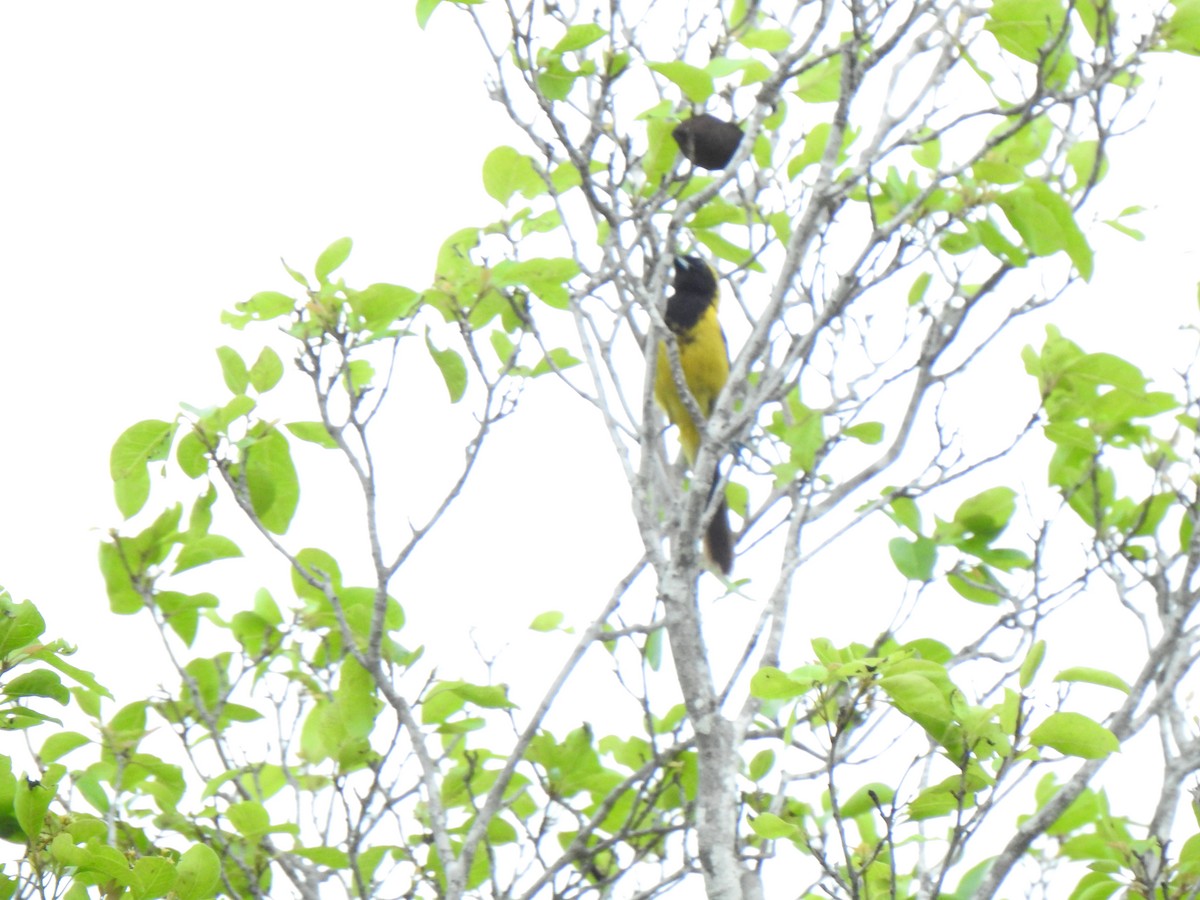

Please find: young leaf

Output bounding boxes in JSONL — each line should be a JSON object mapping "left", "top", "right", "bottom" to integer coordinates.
{"left": 173, "top": 844, "right": 221, "bottom": 900}
{"left": 222, "top": 290, "right": 295, "bottom": 329}
{"left": 315, "top": 237, "right": 353, "bottom": 283}
{"left": 425, "top": 330, "right": 468, "bottom": 402}
{"left": 1019, "top": 639, "right": 1046, "bottom": 688}
{"left": 888, "top": 536, "right": 937, "bottom": 581}
{"left": 1029, "top": 711, "right": 1119, "bottom": 759}
{"left": 286, "top": 421, "right": 339, "bottom": 449}
{"left": 1053, "top": 667, "right": 1131, "bottom": 694}
{"left": 553, "top": 23, "right": 606, "bottom": 53}
{"left": 248, "top": 347, "right": 284, "bottom": 393}
{"left": 245, "top": 427, "right": 299, "bottom": 534}
{"left": 110, "top": 420, "right": 177, "bottom": 518}
{"left": 482, "top": 147, "right": 544, "bottom": 205}
{"left": 793, "top": 55, "right": 843, "bottom": 102}
{"left": 173, "top": 535, "right": 243, "bottom": 574}
{"left": 529, "top": 611, "right": 564, "bottom": 632}
{"left": 215, "top": 347, "right": 249, "bottom": 394}
{"left": 647, "top": 61, "right": 714, "bottom": 103}
{"left": 749, "top": 812, "right": 798, "bottom": 839}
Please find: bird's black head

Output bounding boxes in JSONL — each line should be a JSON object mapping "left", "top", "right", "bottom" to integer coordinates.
{"left": 673, "top": 255, "right": 716, "bottom": 297}
{"left": 665, "top": 255, "right": 718, "bottom": 333}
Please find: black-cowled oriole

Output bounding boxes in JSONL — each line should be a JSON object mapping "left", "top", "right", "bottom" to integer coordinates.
{"left": 672, "top": 114, "right": 744, "bottom": 170}
{"left": 654, "top": 255, "right": 734, "bottom": 575}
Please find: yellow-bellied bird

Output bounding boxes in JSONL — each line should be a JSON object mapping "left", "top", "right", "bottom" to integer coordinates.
{"left": 654, "top": 255, "right": 735, "bottom": 574}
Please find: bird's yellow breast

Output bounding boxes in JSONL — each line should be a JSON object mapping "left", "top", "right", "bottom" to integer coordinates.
{"left": 654, "top": 303, "right": 730, "bottom": 464}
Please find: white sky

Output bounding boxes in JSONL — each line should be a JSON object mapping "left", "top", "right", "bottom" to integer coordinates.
{"left": 2, "top": 8, "right": 1200, "bottom": 875}
{"left": 0, "top": 1, "right": 1195, "bottom": 654}
{"left": 0, "top": 4, "right": 505, "bottom": 659}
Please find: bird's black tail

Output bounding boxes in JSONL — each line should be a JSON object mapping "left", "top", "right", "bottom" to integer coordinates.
{"left": 703, "top": 467, "right": 734, "bottom": 576}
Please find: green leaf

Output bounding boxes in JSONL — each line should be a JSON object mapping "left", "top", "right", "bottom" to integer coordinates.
{"left": 529, "top": 611, "right": 564, "bottom": 632}
{"left": 15, "top": 776, "right": 53, "bottom": 844}
{"left": 996, "top": 180, "right": 1093, "bottom": 280}
{"left": 947, "top": 567, "right": 1000, "bottom": 605}
{"left": 315, "top": 237, "right": 353, "bottom": 283}
{"left": 1020, "top": 640, "right": 1046, "bottom": 688}
{"left": 215, "top": 346, "right": 248, "bottom": 394}
{"left": 908, "top": 271, "right": 932, "bottom": 306}
{"left": 694, "top": 229, "right": 760, "bottom": 269}
{"left": 176, "top": 431, "right": 209, "bottom": 478}
{"left": 843, "top": 421, "right": 883, "bottom": 444}
{"left": 647, "top": 61, "right": 713, "bottom": 103}
{"left": 841, "top": 783, "right": 894, "bottom": 817}
{"left": 173, "top": 535, "right": 243, "bottom": 574}
{"left": 644, "top": 626, "right": 663, "bottom": 671}
{"left": 985, "top": 0, "right": 1068, "bottom": 63}
{"left": 908, "top": 783, "right": 967, "bottom": 820}
{"left": 553, "top": 23, "right": 606, "bottom": 53}
{"left": 222, "top": 291, "right": 295, "bottom": 329}
{"left": 879, "top": 672, "right": 953, "bottom": 734}
{"left": 748, "top": 749, "right": 775, "bottom": 781}
{"left": 1053, "top": 667, "right": 1131, "bottom": 694}
{"left": 248, "top": 347, "right": 284, "bottom": 393}
{"left": 99, "top": 541, "right": 140, "bottom": 614}
{"left": 286, "top": 421, "right": 339, "bottom": 449}
{"left": 227, "top": 801, "right": 270, "bottom": 837}
{"left": 787, "top": 122, "right": 832, "bottom": 179}
{"left": 490, "top": 330, "right": 517, "bottom": 367}
{"left": 890, "top": 496, "right": 921, "bottom": 533}
{"left": 749, "top": 812, "right": 798, "bottom": 839}
{"left": 293, "top": 846, "right": 350, "bottom": 868}
{"left": 642, "top": 115, "right": 678, "bottom": 184}
{"left": 492, "top": 256, "right": 579, "bottom": 309}
{"left": 131, "top": 855, "right": 176, "bottom": 900}
{"left": 912, "top": 136, "right": 941, "bottom": 169}
{"left": 415, "top": 0, "right": 442, "bottom": 29}
{"left": 425, "top": 330, "right": 468, "bottom": 403}
{"left": 214, "top": 350, "right": 249, "bottom": 400}
{"left": 1066, "top": 139, "right": 1107, "bottom": 188}
{"left": 888, "top": 536, "right": 937, "bottom": 581}
{"left": 750, "top": 667, "right": 811, "bottom": 700}
{"left": 3, "top": 670, "right": 68, "bottom": 704}
{"left": 793, "top": 55, "right": 843, "bottom": 102}
{"left": 1029, "top": 711, "right": 1118, "bottom": 759}
{"left": 110, "top": 420, "right": 176, "bottom": 518}
{"left": 347, "top": 359, "right": 374, "bottom": 394}
{"left": 350, "top": 282, "right": 421, "bottom": 331}
{"left": 40, "top": 731, "right": 90, "bottom": 763}
{"left": 281, "top": 259, "right": 309, "bottom": 288}
{"left": 952, "top": 487, "right": 1016, "bottom": 543}
{"left": 0, "top": 596, "right": 45, "bottom": 657}
{"left": 941, "top": 226, "right": 980, "bottom": 255}
{"left": 173, "top": 843, "right": 221, "bottom": 900}
{"left": 245, "top": 427, "right": 299, "bottom": 534}
{"left": 482, "top": 146, "right": 544, "bottom": 205}
{"left": 292, "top": 548, "right": 343, "bottom": 603}
{"left": 1163, "top": 0, "right": 1200, "bottom": 53}
{"left": 531, "top": 347, "right": 582, "bottom": 377}
{"left": 187, "top": 485, "right": 215, "bottom": 537}
{"left": 739, "top": 28, "right": 792, "bottom": 51}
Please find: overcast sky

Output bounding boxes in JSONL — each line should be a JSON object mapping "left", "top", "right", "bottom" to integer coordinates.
{"left": 1, "top": 4, "right": 1197, "bottom": 702}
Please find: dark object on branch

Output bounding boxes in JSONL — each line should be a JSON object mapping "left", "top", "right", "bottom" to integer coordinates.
{"left": 672, "top": 115, "right": 744, "bottom": 170}
{"left": 654, "top": 255, "right": 735, "bottom": 575}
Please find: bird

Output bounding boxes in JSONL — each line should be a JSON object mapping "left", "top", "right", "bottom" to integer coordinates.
{"left": 654, "top": 255, "right": 735, "bottom": 575}
{"left": 672, "top": 114, "right": 744, "bottom": 170}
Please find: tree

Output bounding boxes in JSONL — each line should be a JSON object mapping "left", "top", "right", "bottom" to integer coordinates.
{"left": 5, "top": 0, "right": 1200, "bottom": 897}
